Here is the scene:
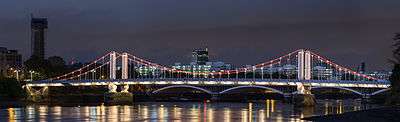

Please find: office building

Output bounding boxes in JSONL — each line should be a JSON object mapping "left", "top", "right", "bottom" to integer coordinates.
{"left": 31, "top": 16, "right": 48, "bottom": 59}
{"left": 0, "top": 47, "right": 22, "bottom": 77}
{"left": 192, "top": 48, "right": 209, "bottom": 65}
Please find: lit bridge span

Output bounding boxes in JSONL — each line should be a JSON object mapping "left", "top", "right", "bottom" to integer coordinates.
{"left": 25, "top": 49, "right": 390, "bottom": 98}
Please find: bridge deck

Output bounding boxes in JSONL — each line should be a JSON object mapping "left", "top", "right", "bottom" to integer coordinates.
{"left": 26, "top": 78, "right": 390, "bottom": 88}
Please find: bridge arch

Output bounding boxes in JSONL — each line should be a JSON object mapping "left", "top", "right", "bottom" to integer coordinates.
{"left": 311, "top": 86, "right": 364, "bottom": 96}
{"left": 152, "top": 85, "right": 214, "bottom": 94}
{"left": 371, "top": 88, "right": 390, "bottom": 96}
{"left": 219, "top": 85, "right": 285, "bottom": 95}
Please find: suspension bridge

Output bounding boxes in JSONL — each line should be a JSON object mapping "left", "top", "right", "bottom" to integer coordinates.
{"left": 24, "top": 49, "right": 390, "bottom": 99}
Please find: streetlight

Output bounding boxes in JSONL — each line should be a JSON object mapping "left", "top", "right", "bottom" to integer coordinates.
{"left": 13, "top": 69, "right": 20, "bottom": 81}
{"left": 29, "top": 70, "right": 35, "bottom": 81}
{"left": 235, "top": 69, "right": 238, "bottom": 80}
{"left": 261, "top": 67, "right": 264, "bottom": 80}
{"left": 253, "top": 66, "right": 256, "bottom": 80}
{"left": 244, "top": 68, "right": 247, "bottom": 79}
{"left": 91, "top": 70, "right": 96, "bottom": 79}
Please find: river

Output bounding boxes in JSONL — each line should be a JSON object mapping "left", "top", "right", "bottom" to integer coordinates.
{"left": 1, "top": 99, "right": 380, "bottom": 122}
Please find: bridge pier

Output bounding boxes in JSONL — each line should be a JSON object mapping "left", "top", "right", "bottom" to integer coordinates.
{"left": 25, "top": 86, "right": 49, "bottom": 103}
{"left": 363, "top": 94, "right": 371, "bottom": 99}
{"left": 283, "top": 93, "right": 292, "bottom": 103}
{"left": 292, "top": 94, "right": 316, "bottom": 107}
{"left": 108, "top": 83, "right": 117, "bottom": 93}
{"left": 292, "top": 83, "right": 316, "bottom": 107}
{"left": 360, "top": 94, "right": 372, "bottom": 103}
{"left": 104, "top": 83, "right": 133, "bottom": 104}
{"left": 121, "top": 84, "right": 129, "bottom": 93}
{"left": 210, "top": 93, "right": 219, "bottom": 101}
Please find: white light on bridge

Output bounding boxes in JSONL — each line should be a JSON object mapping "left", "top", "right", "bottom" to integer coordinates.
{"left": 140, "top": 81, "right": 152, "bottom": 84}
{"left": 238, "top": 82, "right": 251, "bottom": 85}
{"left": 155, "top": 81, "right": 167, "bottom": 84}
{"left": 205, "top": 81, "right": 217, "bottom": 85}
{"left": 221, "top": 81, "right": 234, "bottom": 85}
{"left": 288, "top": 82, "right": 297, "bottom": 86}
{"left": 255, "top": 82, "right": 269, "bottom": 85}
{"left": 270, "top": 82, "right": 287, "bottom": 86}
{"left": 171, "top": 81, "right": 184, "bottom": 84}
{"left": 188, "top": 81, "right": 200, "bottom": 84}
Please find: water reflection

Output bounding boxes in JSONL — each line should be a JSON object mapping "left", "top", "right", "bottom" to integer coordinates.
{"left": 8, "top": 108, "right": 15, "bottom": 122}
{"left": 224, "top": 108, "right": 230, "bottom": 122}
{"left": 173, "top": 105, "right": 182, "bottom": 122}
{"left": 1, "top": 99, "right": 380, "bottom": 122}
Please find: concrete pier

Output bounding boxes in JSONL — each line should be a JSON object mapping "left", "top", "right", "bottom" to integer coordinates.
{"left": 104, "top": 92, "right": 133, "bottom": 104}
{"left": 292, "top": 94, "right": 316, "bottom": 107}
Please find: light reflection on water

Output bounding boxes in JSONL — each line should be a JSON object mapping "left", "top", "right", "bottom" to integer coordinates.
{"left": 1, "top": 99, "right": 379, "bottom": 122}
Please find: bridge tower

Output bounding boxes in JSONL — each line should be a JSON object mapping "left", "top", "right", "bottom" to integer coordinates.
{"left": 297, "top": 49, "right": 311, "bottom": 80}
{"left": 121, "top": 53, "right": 128, "bottom": 79}
{"left": 294, "top": 50, "right": 315, "bottom": 106}
{"left": 109, "top": 51, "right": 117, "bottom": 80}
{"left": 121, "top": 53, "right": 129, "bottom": 93}
{"left": 296, "top": 49, "right": 313, "bottom": 95}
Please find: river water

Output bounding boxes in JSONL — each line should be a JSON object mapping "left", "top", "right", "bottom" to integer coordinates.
{"left": 1, "top": 99, "right": 380, "bottom": 122}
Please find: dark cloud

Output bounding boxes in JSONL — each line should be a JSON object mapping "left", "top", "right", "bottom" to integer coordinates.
{"left": 1, "top": 0, "right": 399, "bottom": 70}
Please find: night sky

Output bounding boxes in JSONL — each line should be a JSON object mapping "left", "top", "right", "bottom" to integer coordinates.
{"left": 1, "top": 0, "right": 400, "bottom": 71}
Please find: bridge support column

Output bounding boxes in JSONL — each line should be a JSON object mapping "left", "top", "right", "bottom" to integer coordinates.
{"left": 104, "top": 83, "right": 133, "bottom": 104}
{"left": 25, "top": 86, "right": 49, "bottom": 102}
{"left": 363, "top": 94, "right": 371, "bottom": 99}
{"left": 283, "top": 93, "right": 292, "bottom": 103}
{"left": 121, "top": 53, "right": 128, "bottom": 79}
{"left": 211, "top": 93, "right": 219, "bottom": 101}
{"left": 121, "top": 84, "right": 129, "bottom": 93}
{"left": 292, "top": 82, "right": 316, "bottom": 107}
{"left": 294, "top": 50, "right": 315, "bottom": 107}
{"left": 109, "top": 51, "right": 117, "bottom": 80}
{"left": 108, "top": 83, "right": 117, "bottom": 93}
{"left": 298, "top": 49, "right": 311, "bottom": 80}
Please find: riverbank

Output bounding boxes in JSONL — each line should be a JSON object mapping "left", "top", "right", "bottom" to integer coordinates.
{"left": 302, "top": 106, "right": 400, "bottom": 122}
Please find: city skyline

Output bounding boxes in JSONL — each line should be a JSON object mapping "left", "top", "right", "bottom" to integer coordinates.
{"left": 1, "top": 0, "right": 400, "bottom": 71}
{"left": 1, "top": 1, "right": 399, "bottom": 121}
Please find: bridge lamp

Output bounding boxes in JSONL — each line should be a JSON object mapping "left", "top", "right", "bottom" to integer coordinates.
{"left": 13, "top": 69, "right": 20, "bottom": 81}
{"left": 91, "top": 70, "right": 96, "bottom": 79}
{"left": 29, "top": 70, "right": 35, "bottom": 81}
{"left": 244, "top": 68, "right": 247, "bottom": 79}
{"left": 252, "top": 66, "right": 256, "bottom": 80}
{"left": 261, "top": 67, "right": 264, "bottom": 79}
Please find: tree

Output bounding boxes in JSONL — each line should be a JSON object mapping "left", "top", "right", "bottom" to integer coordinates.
{"left": 47, "top": 56, "right": 67, "bottom": 77}
{"left": 24, "top": 55, "right": 48, "bottom": 79}
{"left": 0, "top": 77, "right": 25, "bottom": 99}
{"left": 388, "top": 33, "right": 400, "bottom": 105}
{"left": 48, "top": 56, "right": 66, "bottom": 68}
{"left": 24, "top": 55, "right": 67, "bottom": 80}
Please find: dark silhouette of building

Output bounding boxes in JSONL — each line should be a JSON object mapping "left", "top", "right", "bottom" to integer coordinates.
{"left": 31, "top": 16, "right": 48, "bottom": 59}
{"left": 358, "top": 62, "right": 366, "bottom": 73}
{"left": 0, "top": 47, "right": 22, "bottom": 76}
{"left": 192, "top": 48, "right": 209, "bottom": 65}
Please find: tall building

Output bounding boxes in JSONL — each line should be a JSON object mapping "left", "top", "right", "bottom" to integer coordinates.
{"left": 0, "top": 47, "right": 22, "bottom": 77}
{"left": 358, "top": 62, "right": 366, "bottom": 73}
{"left": 173, "top": 48, "right": 232, "bottom": 77}
{"left": 192, "top": 48, "right": 209, "bottom": 65}
{"left": 31, "top": 16, "right": 48, "bottom": 59}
